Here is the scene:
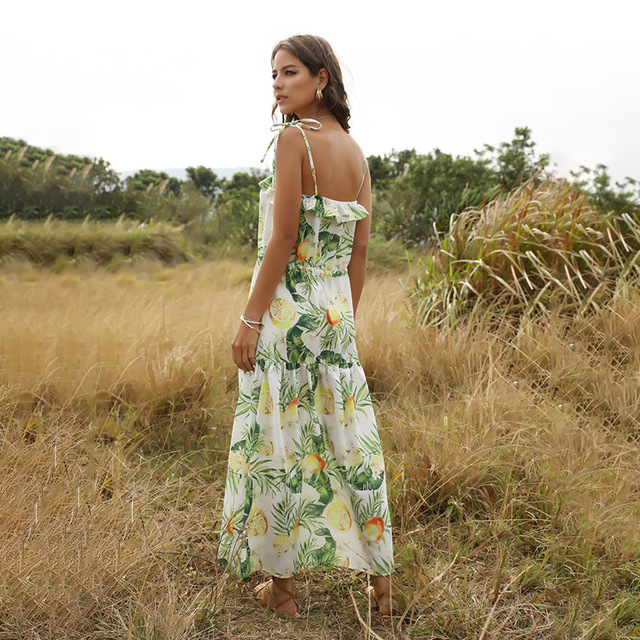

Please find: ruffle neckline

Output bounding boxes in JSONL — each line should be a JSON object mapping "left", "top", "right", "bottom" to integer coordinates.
{"left": 259, "top": 176, "right": 368, "bottom": 223}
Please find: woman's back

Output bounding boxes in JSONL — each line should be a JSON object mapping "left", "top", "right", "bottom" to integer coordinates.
{"left": 299, "top": 125, "right": 366, "bottom": 202}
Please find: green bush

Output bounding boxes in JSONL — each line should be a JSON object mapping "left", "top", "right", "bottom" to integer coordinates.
{"left": 0, "top": 217, "right": 191, "bottom": 267}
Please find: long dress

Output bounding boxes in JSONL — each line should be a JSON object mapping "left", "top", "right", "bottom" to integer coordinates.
{"left": 217, "top": 120, "right": 394, "bottom": 579}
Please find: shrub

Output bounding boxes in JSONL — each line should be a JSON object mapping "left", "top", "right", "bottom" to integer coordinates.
{"left": 411, "top": 178, "right": 640, "bottom": 326}
{"left": 0, "top": 217, "right": 191, "bottom": 267}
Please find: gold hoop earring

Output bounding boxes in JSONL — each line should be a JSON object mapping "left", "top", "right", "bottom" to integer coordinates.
{"left": 316, "top": 88, "right": 323, "bottom": 101}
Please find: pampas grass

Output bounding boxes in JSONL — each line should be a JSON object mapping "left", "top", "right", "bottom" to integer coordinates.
{"left": 412, "top": 178, "right": 640, "bottom": 326}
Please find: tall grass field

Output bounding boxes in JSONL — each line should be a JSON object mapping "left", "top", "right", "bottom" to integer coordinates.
{"left": 1, "top": 182, "right": 640, "bottom": 639}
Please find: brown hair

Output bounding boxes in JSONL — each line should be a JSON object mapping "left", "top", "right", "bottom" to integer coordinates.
{"left": 271, "top": 35, "right": 351, "bottom": 132}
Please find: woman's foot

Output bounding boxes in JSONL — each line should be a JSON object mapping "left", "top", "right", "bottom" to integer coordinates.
{"left": 366, "top": 575, "right": 395, "bottom": 616}
{"left": 255, "top": 577, "right": 297, "bottom": 617}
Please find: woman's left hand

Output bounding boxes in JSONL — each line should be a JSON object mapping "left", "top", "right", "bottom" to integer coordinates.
{"left": 231, "top": 322, "right": 260, "bottom": 372}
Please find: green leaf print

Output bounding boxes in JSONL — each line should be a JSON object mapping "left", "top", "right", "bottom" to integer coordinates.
{"left": 317, "top": 231, "right": 341, "bottom": 254}
{"left": 286, "top": 325, "right": 314, "bottom": 365}
{"left": 348, "top": 203, "right": 368, "bottom": 219}
{"left": 307, "top": 469, "right": 334, "bottom": 506}
{"left": 371, "top": 556, "right": 394, "bottom": 576}
{"left": 301, "top": 500, "right": 325, "bottom": 520}
{"left": 225, "top": 468, "right": 241, "bottom": 493}
{"left": 293, "top": 310, "right": 322, "bottom": 333}
{"left": 317, "top": 350, "right": 352, "bottom": 367}
{"left": 309, "top": 534, "right": 337, "bottom": 567}
{"left": 357, "top": 432, "right": 384, "bottom": 456}
{"left": 288, "top": 468, "right": 303, "bottom": 494}
{"left": 256, "top": 342, "right": 281, "bottom": 369}
{"left": 298, "top": 214, "right": 315, "bottom": 238}
{"left": 234, "top": 387, "right": 256, "bottom": 419}
{"left": 346, "top": 465, "right": 384, "bottom": 492}
{"left": 351, "top": 488, "right": 389, "bottom": 527}
{"left": 272, "top": 494, "right": 298, "bottom": 536}
{"left": 243, "top": 422, "right": 262, "bottom": 458}
{"left": 248, "top": 458, "right": 279, "bottom": 493}
{"left": 286, "top": 270, "right": 307, "bottom": 302}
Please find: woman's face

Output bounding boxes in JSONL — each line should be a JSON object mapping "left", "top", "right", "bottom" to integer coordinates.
{"left": 272, "top": 48, "right": 323, "bottom": 117}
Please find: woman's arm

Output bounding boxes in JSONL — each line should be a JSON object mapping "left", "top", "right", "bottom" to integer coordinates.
{"left": 232, "top": 127, "right": 305, "bottom": 372}
{"left": 347, "top": 164, "right": 372, "bottom": 318}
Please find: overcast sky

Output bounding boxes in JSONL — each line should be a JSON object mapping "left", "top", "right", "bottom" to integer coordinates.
{"left": 2, "top": 0, "right": 639, "bottom": 182}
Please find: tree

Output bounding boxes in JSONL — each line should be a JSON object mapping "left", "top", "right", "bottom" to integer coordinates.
{"left": 127, "top": 170, "right": 181, "bottom": 196}
{"left": 185, "top": 166, "right": 223, "bottom": 200}
{"left": 476, "top": 127, "right": 551, "bottom": 188}
{"left": 367, "top": 149, "right": 416, "bottom": 188}
{"left": 373, "top": 148, "right": 499, "bottom": 245}
{"left": 571, "top": 164, "right": 640, "bottom": 216}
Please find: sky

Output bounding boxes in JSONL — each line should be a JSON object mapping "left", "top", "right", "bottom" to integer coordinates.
{"left": 2, "top": 0, "right": 639, "bottom": 183}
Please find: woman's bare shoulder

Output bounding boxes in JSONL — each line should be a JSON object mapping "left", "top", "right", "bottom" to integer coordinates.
{"left": 275, "top": 125, "right": 307, "bottom": 154}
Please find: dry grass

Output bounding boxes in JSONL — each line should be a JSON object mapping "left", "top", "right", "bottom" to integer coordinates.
{"left": 412, "top": 179, "right": 640, "bottom": 326}
{"left": 1, "top": 259, "right": 639, "bottom": 639}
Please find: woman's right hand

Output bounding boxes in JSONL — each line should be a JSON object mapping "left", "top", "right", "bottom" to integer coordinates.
{"left": 231, "top": 322, "right": 260, "bottom": 372}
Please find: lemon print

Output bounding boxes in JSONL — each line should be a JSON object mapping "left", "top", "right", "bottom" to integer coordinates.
{"left": 247, "top": 507, "right": 268, "bottom": 538}
{"left": 332, "top": 294, "right": 349, "bottom": 312}
{"left": 284, "top": 449, "right": 297, "bottom": 469}
{"left": 226, "top": 513, "right": 235, "bottom": 536}
{"left": 369, "top": 453, "right": 384, "bottom": 475}
{"left": 345, "top": 396, "right": 356, "bottom": 419}
{"left": 259, "top": 440, "right": 274, "bottom": 456}
{"left": 326, "top": 500, "right": 352, "bottom": 532}
{"left": 302, "top": 453, "right": 326, "bottom": 473}
{"left": 228, "top": 450, "right": 242, "bottom": 471}
{"left": 326, "top": 305, "right": 341, "bottom": 326}
{"left": 257, "top": 382, "right": 274, "bottom": 416}
{"left": 345, "top": 446, "right": 363, "bottom": 466}
{"left": 268, "top": 296, "right": 296, "bottom": 329}
{"left": 272, "top": 534, "right": 293, "bottom": 555}
{"left": 363, "top": 516, "right": 385, "bottom": 542}
{"left": 291, "top": 520, "right": 300, "bottom": 542}
{"left": 315, "top": 386, "right": 335, "bottom": 416}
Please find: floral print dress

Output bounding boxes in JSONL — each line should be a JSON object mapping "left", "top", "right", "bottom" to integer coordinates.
{"left": 218, "top": 120, "right": 394, "bottom": 579}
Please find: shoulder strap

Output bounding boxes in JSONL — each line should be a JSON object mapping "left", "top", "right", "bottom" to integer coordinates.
{"left": 355, "top": 153, "right": 367, "bottom": 200}
{"left": 261, "top": 119, "right": 320, "bottom": 196}
{"left": 294, "top": 125, "right": 318, "bottom": 196}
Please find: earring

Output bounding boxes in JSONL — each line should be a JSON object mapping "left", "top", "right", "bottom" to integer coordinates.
{"left": 316, "top": 88, "right": 323, "bottom": 101}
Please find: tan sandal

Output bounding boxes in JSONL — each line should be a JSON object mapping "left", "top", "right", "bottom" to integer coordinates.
{"left": 365, "top": 584, "right": 395, "bottom": 616}
{"left": 255, "top": 579, "right": 298, "bottom": 617}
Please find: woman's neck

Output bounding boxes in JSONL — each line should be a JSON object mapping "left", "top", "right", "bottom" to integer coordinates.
{"left": 289, "top": 105, "right": 333, "bottom": 122}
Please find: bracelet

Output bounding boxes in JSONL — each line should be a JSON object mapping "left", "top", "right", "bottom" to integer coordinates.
{"left": 240, "top": 315, "right": 261, "bottom": 333}
{"left": 240, "top": 314, "right": 262, "bottom": 326}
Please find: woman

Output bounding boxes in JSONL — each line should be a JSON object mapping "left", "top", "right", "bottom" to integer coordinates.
{"left": 218, "top": 34, "right": 395, "bottom": 617}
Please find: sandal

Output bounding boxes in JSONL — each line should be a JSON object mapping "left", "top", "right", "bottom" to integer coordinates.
{"left": 365, "top": 584, "right": 395, "bottom": 617}
{"left": 255, "top": 579, "right": 298, "bottom": 617}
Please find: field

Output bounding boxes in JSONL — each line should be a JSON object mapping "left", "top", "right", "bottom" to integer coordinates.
{"left": 1, "top": 256, "right": 640, "bottom": 640}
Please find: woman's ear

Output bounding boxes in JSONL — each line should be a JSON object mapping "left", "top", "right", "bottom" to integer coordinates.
{"left": 318, "top": 68, "right": 329, "bottom": 91}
